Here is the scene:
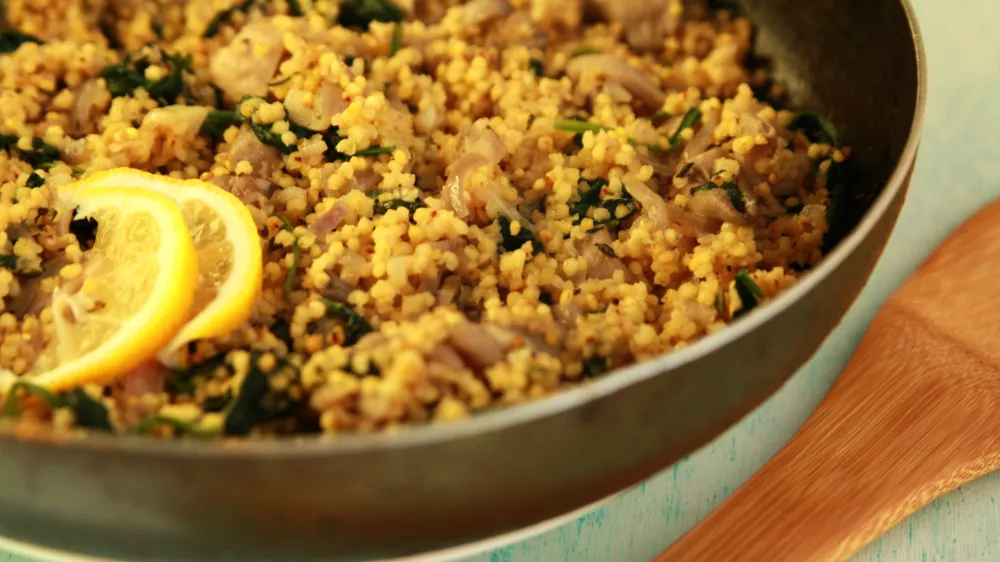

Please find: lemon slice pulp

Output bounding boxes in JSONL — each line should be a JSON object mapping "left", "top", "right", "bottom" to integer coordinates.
{"left": 28, "top": 187, "right": 198, "bottom": 391}
{"left": 66, "top": 168, "right": 263, "bottom": 354}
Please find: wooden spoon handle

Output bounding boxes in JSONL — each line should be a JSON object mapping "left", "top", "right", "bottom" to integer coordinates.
{"left": 654, "top": 299, "right": 1000, "bottom": 562}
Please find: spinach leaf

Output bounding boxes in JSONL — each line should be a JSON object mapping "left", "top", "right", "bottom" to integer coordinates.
{"left": 497, "top": 215, "right": 543, "bottom": 255}
{"left": 570, "top": 178, "right": 638, "bottom": 232}
{"left": 582, "top": 357, "right": 609, "bottom": 378}
{"left": 269, "top": 318, "right": 294, "bottom": 348}
{"left": 63, "top": 388, "right": 113, "bottom": 431}
{"left": 732, "top": 269, "right": 764, "bottom": 319}
{"left": 1, "top": 381, "right": 60, "bottom": 416}
{"left": 555, "top": 119, "right": 670, "bottom": 152}
{"left": 202, "top": 392, "right": 232, "bottom": 412}
{"left": 200, "top": 109, "right": 242, "bottom": 140}
{"left": 0, "top": 135, "right": 63, "bottom": 169}
{"left": 321, "top": 299, "right": 373, "bottom": 346}
{"left": 100, "top": 48, "right": 194, "bottom": 106}
{"left": 668, "top": 107, "right": 702, "bottom": 148}
{"left": 223, "top": 352, "right": 272, "bottom": 436}
{"left": 571, "top": 46, "right": 600, "bottom": 57}
{"left": 690, "top": 181, "right": 746, "bottom": 213}
{"left": 274, "top": 215, "right": 300, "bottom": 297}
{"left": 388, "top": 22, "right": 402, "bottom": 57}
{"left": 369, "top": 191, "right": 424, "bottom": 216}
{"left": 166, "top": 353, "right": 228, "bottom": 395}
{"left": 714, "top": 291, "right": 727, "bottom": 318}
{"left": 649, "top": 110, "right": 669, "bottom": 123}
{"left": 353, "top": 145, "right": 395, "bottom": 156}
{"left": 0, "top": 255, "right": 15, "bottom": 269}
{"left": 286, "top": 0, "right": 304, "bottom": 17}
{"left": 821, "top": 159, "right": 852, "bottom": 254}
{"left": 324, "top": 128, "right": 348, "bottom": 161}
{"left": 146, "top": 52, "right": 193, "bottom": 105}
{"left": 96, "top": 8, "right": 123, "bottom": 49}
{"left": 529, "top": 58, "right": 543, "bottom": 77}
{"left": 203, "top": 0, "right": 255, "bottom": 38}
{"left": 0, "top": 29, "right": 42, "bottom": 54}
{"left": 134, "top": 415, "right": 219, "bottom": 437}
{"left": 336, "top": 0, "right": 406, "bottom": 30}
{"left": 789, "top": 112, "right": 839, "bottom": 146}
{"left": 25, "top": 171, "right": 44, "bottom": 187}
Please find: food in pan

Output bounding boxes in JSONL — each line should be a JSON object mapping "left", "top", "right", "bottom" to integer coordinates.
{"left": 0, "top": 0, "right": 850, "bottom": 437}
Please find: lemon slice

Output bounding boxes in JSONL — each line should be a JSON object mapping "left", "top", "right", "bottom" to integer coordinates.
{"left": 28, "top": 187, "right": 198, "bottom": 391}
{"left": 66, "top": 168, "right": 263, "bottom": 354}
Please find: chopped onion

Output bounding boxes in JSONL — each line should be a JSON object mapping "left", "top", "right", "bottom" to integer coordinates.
{"left": 141, "top": 105, "right": 211, "bottom": 137}
{"left": 210, "top": 22, "right": 284, "bottom": 102}
{"left": 284, "top": 82, "right": 348, "bottom": 131}
{"left": 567, "top": 54, "right": 666, "bottom": 110}
{"left": 687, "top": 188, "right": 747, "bottom": 225}
{"left": 462, "top": 0, "right": 514, "bottom": 26}
{"left": 308, "top": 201, "right": 348, "bottom": 235}
{"left": 231, "top": 128, "right": 282, "bottom": 178}
{"left": 448, "top": 320, "right": 508, "bottom": 369}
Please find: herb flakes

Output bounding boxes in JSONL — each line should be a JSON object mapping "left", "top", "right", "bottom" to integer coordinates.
{"left": 0, "top": 255, "right": 16, "bottom": 269}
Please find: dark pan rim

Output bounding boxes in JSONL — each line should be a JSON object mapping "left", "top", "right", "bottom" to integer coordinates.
{"left": 0, "top": 0, "right": 928, "bottom": 458}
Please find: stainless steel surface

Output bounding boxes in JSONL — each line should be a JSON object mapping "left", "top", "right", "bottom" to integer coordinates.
{"left": 0, "top": 1, "right": 927, "bottom": 560}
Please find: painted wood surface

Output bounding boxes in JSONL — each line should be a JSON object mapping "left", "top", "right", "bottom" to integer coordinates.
{"left": 2, "top": 0, "right": 998, "bottom": 561}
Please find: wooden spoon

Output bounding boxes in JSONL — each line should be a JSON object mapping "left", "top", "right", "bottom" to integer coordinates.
{"left": 654, "top": 199, "right": 1000, "bottom": 562}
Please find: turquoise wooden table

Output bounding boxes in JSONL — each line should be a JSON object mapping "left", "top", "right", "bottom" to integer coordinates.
{"left": 2, "top": 0, "right": 996, "bottom": 560}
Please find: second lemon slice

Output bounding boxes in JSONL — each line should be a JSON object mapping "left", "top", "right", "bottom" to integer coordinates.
{"left": 67, "top": 168, "right": 264, "bottom": 354}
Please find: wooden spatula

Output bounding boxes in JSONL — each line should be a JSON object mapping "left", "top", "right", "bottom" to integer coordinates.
{"left": 654, "top": 199, "right": 1000, "bottom": 562}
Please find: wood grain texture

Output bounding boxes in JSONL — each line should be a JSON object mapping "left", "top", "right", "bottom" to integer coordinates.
{"left": 653, "top": 200, "right": 1000, "bottom": 562}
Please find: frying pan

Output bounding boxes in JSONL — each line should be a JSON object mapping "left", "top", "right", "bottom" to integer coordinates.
{"left": 0, "top": 0, "right": 926, "bottom": 560}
